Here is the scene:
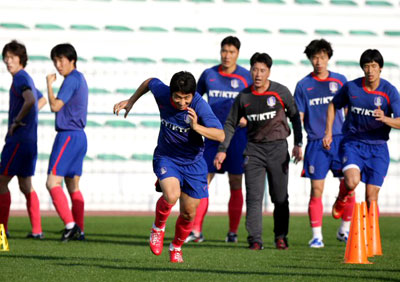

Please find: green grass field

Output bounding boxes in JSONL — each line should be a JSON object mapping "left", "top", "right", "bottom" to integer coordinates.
{"left": 1, "top": 215, "right": 400, "bottom": 281}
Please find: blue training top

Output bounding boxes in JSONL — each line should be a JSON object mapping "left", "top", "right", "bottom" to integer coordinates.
{"left": 149, "top": 78, "right": 223, "bottom": 165}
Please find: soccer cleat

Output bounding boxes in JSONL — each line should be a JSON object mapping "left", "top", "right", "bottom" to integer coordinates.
{"left": 169, "top": 244, "right": 184, "bottom": 263}
{"left": 308, "top": 237, "right": 324, "bottom": 248}
{"left": 149, "top": 228, "right": 165, "bottom": 255}
{"left": 336, "top": 231, "right": 349, "bottom": 243}
{"left": 26, "top": 232, "right": 44, "bottom": 240}
{"left": 275, "top": 237, "right": 289, "bottom": 250}
{"left": 332, "top": 197, "right": 348, "bottom": 219}
{"left": 249, "top": 242, "right": 264, "bottom": 250}
{"left": 184, "top": 231, "right": 204, "bottom": 243}
{"left": 61, "top": 224, "right": 81, "bottom": 242}
{"left": 225, "top": 232, "right": 238, "bottom": 243}
{"left": 77, "top": 233, "right": 86, "bottom": 241}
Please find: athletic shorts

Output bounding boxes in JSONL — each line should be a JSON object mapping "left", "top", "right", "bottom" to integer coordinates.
{"left": 302, "top": 135, "right": 343, "bottom": 179}
{"left": 203, "top": 128, "right": 246, "bottom": 174}
{"left": 48, "top": 130, "right": 87, "bottom": 177}
{"left": 153, "top": 156, "right": 208, "bottom": 199}
{"left": 0, "top": 141, "right": 37, "bottom": 177}
{"left": 340, "top": 139, "right": 389, "bottom": 187}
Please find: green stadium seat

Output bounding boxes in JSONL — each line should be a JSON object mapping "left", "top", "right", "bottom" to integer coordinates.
{"left": 237, "top": 58, "right": 250, "bottom": 65}
{"left": 35, "top": 23, "right": 64, "bottom": 30}
{"left": 0, "top": 23, "right": 29, "bottom": 29}
{"left": 0, "top": 87, "right": 7, "bottom": 92}
{"left": 84, "top": 156, "right": 94, "bottom": 161}
{"left": 349, "top": 30, "right": 377, "bottom": 36}
{"left": 244, "top": 28, "right": 271, "bottom": 34}
{"left": 70, "top": 24, "right": 99, "bottom": 31}
{"left": 131, "top": 154, "right": 153, "bottom": 161}
{"left": 105, "top": 120, "right": 136, "bottom": 127}
{"left": 29, "top": 55, "right": 50, "bottom": 61}
{"left": 155, "top": 0, "right": 180, "bottom": 2}
{"left": 2, "top": 119, "right": 8, "bottom": 125}
{"left": 315, "top": 29, "right": 342, "bottom": 36}
{"left": 97, "top": 154, "right": 127, "bottom": 161}
{"left": 295, "top": 0, "right": 321, "bottom": 4}
{"left": 300, "top": 59, "right": 312, "bottom": 66}
{"left": 188, "top": 0, "right": 214, "bottom": 2}
{"left": 104, "top": 25, "right": 133, "bottom": 32}
{"left": 174, "top": 27, "right": 202, "bottom": 33}
{"left": 89, "top": 87, "right": 111, "bottom": 94}
{"left": 38, "top": 119, "right": 55, "bottom": 126}
{"left": 330, "top": 0, "right": 357, "bottom": 5}
{"left": 139, "top": 26, "right": 168, "bottom": 32}
{"left": 224, "top": 0, "right": 250, "bottom": 3}
{"left": 195, "top": 58, "right": 219, "bottom": 64}
{"left": 384, "top": 31, "right": 400, "bottom": 36}
{"left": 258, "top": 0, "right": 285, "bottom": 3}
{"left": 116, "top": 88, "right": 136, "bottom": 95}
{"left": 162, "top": 58, "right": 190, "bottom": 64}
{"left": 279, "top": 28, "right": 307, "bottom": 35}
{"left": 274, "top": 59, "right": 294, "bottom": 66}
{"left": 86, "top": 120, "right": 102, "bottom": 127}
{"left": 208, "top": 27, "right": 236, "bottom": 33}
{"left": 336, "top": 60, "right": 359, "bottom": 67}
{"left": 385, "top": 62, "right": 399, "bottom": 68}
{"left": 140, "top": 120, "right": 160, "bottom": 128}
{"left": 37, "top": 153, "right": 50, "bottom": 160}
{"left": 365, "top": 0, "right": 392, "bottom": 6}
{"left": 127, "top": 57, "right": 156, "bottom": 63}
{"left": 93, "top": 56, "right": 122, "bottom": 63}
{"left": 78, "top": 56, "right": 88, "bottom": 62}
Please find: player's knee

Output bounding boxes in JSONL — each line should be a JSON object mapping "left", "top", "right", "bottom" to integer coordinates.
{"left": 228, "top": 176, "right": 242, "bottom": 190}
{"left": 163, "top": 193, "right": 179, "bottom": 205}
{"left": 344, "top": 178, "right": 359, "bottom": 190}
{"left": 180, "top": 210, "right": 195, "bottom": 221}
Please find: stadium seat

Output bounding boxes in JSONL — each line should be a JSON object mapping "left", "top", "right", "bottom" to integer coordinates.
{"left": 37, "top": 153, "right": 50, "bottom": 160}
{"left": 1, "top": 119, "right": 8, "bottom": 125}
{"left": 174, "top": 27, "right": 202, "bottom": 33}
{"left": 140, "top": 120, "right": 160, "bottom": 128}
{"left": 279, "top": 28, "right": 307, "bottom": 35}
{"left": 315, "top": 29, "right": 342, "bottom": 36}
{"left": 258, "top": 0, "right": 285, "bottom": 4}
{"left": 29, "top": 55, "right": 51, "bottom": 61}
{"left": 155, "top": 0, "right": 180, "bottom": 1}
{"left": 70, "top": 24, "right": 99, "bottom": 31}
{"left": 97, "top": 154, "right": 127, "bottom": 161}
{"left": 116, "top": 88, "right": 136, "bottom": 95}
{"left": 224, "top": 0, "right": 251, "bottom": 3}
{"left": 243, "top": 28, "right": 271, "bottom": 34}
{"left": 330, "top": 0, "right": 357, "bottom": 5}
{"left": 237, "top": 58, "right": 250, "bottom": 65}
{"left": 127, "top": 57, "right": 156, "bottom": 63}
{"left": 0, "top": 87, "right": 7, "bottom": 92}
{"left": 385, "top": 62, "right": 399, "bottom": 68}
{"left": 104, "top": 120, "right": 136, "bottom": 127}
{"left": 0, "top": 23, "right": 29, "bottom": 29}
{"left": 78, "top": 56, "right": 88, "bottom": 62}
{"left": 384, "top": 31, "right": 400, "bottom": 36}
{"left": 274, "top": 59, "right": 294, "bottom": 65}
{"left": 365, "top": 0, "right": 392, "bottom": 6}
{"left": 104, "top": 25, "right": 133, "bottom": 32}
{"left": 85, "top": 155, "right": 94, "bottom": 161}
{"left": 300, "top": 59, "right": 311, "bottom": 66}
{"left": 38, "top": 119, "right": 55, "bottom": 126}
{"left": 335, "top": 60, "right": 359, "bottom": 67}
{"left": 131, "top": 154, "right": 153, "bottom": 161}
{"left": 295, "top": 0, "right": 321, "bottom": 4}
{"left": 161, "top": 58, "right": 190, "bottom": 64}
{"left": 208, "top": 27, "right": 236, "bottom": 33}
{"left": 188, "top": 0, "right": 214, "bottom": 3}
{"left": 93, "top": 56, "right": 122, "bottom": 63}
{"left": 89, "top": 87, "right": 111, "bottom": 94}
{"left": 349, "top": 30, "right": 377, "bottom": 36}
{"left": 139, "top": 26, "right": 168, "bottom": 32}
{"left": 195, "top": 58, "right": 219, "bottom": 64}
{"left": 35, "top": 23, "right": 64, "bottom": 30}
{"left": 86, "top": 120, "right": 102, "bottom": 127}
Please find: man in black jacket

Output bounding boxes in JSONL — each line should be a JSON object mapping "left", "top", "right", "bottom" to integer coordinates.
{"left": 215, "top": 52, "right": 303, "bottom": 250}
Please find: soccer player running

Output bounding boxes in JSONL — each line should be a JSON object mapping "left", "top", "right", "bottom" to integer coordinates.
{"left": 294, "top": 39, "right": 355, "bottom": 248}
{"left": 114, "top": 72, "right": 224, "bottom": 263}
{"left": 324, "top": 49, "right": 400, "bottom": 220}
{"left": 186, "top": 36, "right": 252, "bottom": 243}
{"left": 0, "top": 40, "right": 47, "bottom": 239}
{"left": 46, "top": 43, "right": 88, "bottom": 242}
{"left": 215, "top": 53, "right": 303, "bottom": 250}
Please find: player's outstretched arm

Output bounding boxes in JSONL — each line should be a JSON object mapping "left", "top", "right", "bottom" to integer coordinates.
{"left": 114, "top": 78, "right": 152, "bottom": 118}
{"left": 187, "top": 107, "right": 225, "bottom": 142}
{"left": 323, "top": 102, "right": 336, "bottom": 150}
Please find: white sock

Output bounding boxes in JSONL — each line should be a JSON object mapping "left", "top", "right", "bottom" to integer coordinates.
{"left": 152, "top": 223, "right": 165, "bottom": 231}
{"left": 312, "top": 226, "right": 323, "bottom": 239}
{"left": 339, "top": 220, "right": 351, "bottom": 234}
{"left": 169, "top": 243, "right": 181, "bottom": 251}
{"left": 66, "top": 222, "right": 75, "bottom": 229}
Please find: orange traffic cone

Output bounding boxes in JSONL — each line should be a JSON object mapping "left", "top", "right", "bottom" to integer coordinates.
{"left": 369, "top": 200, "right": 382, "bottom": 256}
{"left": 361, "top": 202, "right": 373, "bottom": 257}
{"left": 344, "top": 203, "right": 371, "bottom": 264}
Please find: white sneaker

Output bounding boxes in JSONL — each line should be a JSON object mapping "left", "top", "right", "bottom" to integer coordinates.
{"left": 336, "top": 230, "right": 349, "bottom": 242}
{"left": 308, "top": 237, "right": 324, "bottom": 248}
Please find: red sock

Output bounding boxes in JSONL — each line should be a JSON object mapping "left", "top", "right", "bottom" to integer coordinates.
{"left": 172, "top": 215, "right": 194, "bottom": 248}
{"left": 71, "top": 191, "right": 85, "bottom": 232}
{"left": 228, "top": 189, "right": 243, "bottom": 233}
{"left": 342, "top": 191, "right": 355, "bottom": 221}
{"left": 49, "top": 186, "right": 74, "bottom": 225}
{"left": 154, "top": 196, "right": 174, "bottom": 229}
{"left": 25, "top": 191, "right": 42, "bottom": 234}
{"left": 339, "top": 179, "right": 352, "bottom": 199}
{"left": 192, "top": 197, "right": 208, "bottom": 233}
{"left": 308, "top": 196, "right": 323, "bottom": 227}
{"left": 0, "top": 191, "right": 11, "bottom": 232}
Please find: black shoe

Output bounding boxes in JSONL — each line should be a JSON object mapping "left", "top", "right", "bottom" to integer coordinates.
{"left": 225, "top": 232, "right": 238, "bottom": 243}
{"left": 61, "top": 224, "right": 81, "bottom": 242}
{"left": 275, "top": 237, "right": 288, "bottom": 250}
{"left": 77, "top": 233, "right": 86, "bottom": 241}
{"left": 249, "top": 242, "right": 264, "bottom": 250}
{"left": 26, "top": 232, "right": 44, "bottom": 239}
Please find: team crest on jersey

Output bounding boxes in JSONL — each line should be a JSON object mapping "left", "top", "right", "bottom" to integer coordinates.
{"left": 231, "top": 79, "right": 239, "bottom": 89}
{"left": 267, "top": 96, "right": 276, "bottom": 107}
{"left": 160, "top": 167, "right": 167, "bottom": 175}
{"left": 309, "top": 165, "right": 315, "bottom": 174}
{"left": 184, "top": 114, "right": 191, "bottom": 124}
{"left": 374, "top": 97, "right": 383, "bottom": 108}
{"left": 329, "top": 82, "right": 339, "bottom": 93}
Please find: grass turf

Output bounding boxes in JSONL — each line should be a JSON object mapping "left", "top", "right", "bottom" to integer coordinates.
{"left": 1, "top": 215, "right": 400, "bottom": 281}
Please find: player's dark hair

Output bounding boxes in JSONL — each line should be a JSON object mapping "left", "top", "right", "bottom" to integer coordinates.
{"left": 170, "top": 71, "right": 197, "bottom": 95}
{"left": 50, "top": 43, "right": 78, "bottom": 67}
{"left": 304, "top": 39, "right": 333, "bottom": 59}
{"left": 359, "top": 49, "right": 384, "bottom": 68}
{"left": 250, "top": 52, "right": 273, "bottom": 69}
{"left": 2, "top": 40, "right": 28, "bottom": 68}
{"left": 221, "top": 36, "right": 241, "bottom": 50}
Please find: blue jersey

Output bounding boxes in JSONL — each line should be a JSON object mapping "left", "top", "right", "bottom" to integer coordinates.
{"left": 197, "top": 65, "right": 252, "bottom": 124}
{"left": 332, "top": 77, "right": 400, "bottom": 144}
{"left": 294, "top": 72, "right": 347, "bottom": 140}
{"left": 55, "top": 69, "right": 88, "bottom": 131}
{"left": 149, "top": 78, "right": 222, "bottom": 165}
{"left": 7, "top": 69, "right": 39, "bottom": 143}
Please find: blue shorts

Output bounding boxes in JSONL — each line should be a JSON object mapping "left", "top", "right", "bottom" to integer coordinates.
{"left": 203, "top": 128, "right": 246, "bottom": 174}
{"left": 302, "top": 135, "right": 343, "bottom": 179}
{"left": 48, "top": 131, "right": 87, "bottom": 177}
{"left": 153, "top": 157, "right": 208, "bottom": 199}
{"left": 340, "top": 139, "right": 389, "bottom": 187}
{"left": 0, "top": 141, "right": 37, "bottom": 177}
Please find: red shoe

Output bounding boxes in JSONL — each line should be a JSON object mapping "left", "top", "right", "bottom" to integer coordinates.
{"left": 169, "top": 244, "right": 184, "bottom": 263}
{"left": 149, "top": 228, "right": 165, "bottom": 256}
{"left": 332, "top": 196, "right": 347, "bottom": 219}
{"left": 275, "top": 238, "right": 288, "bottom": 250}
